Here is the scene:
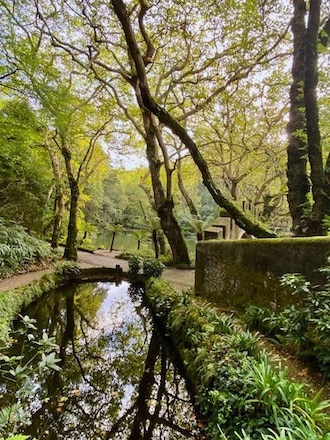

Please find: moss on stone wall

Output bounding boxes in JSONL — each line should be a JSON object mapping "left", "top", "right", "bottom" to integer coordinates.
{"left": 195, "top": 236, "right": 330, "bottom": 310}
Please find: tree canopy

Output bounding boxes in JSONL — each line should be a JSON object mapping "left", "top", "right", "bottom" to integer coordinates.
{"left": 0, "top": 0, "right": 329, "bottom": 260}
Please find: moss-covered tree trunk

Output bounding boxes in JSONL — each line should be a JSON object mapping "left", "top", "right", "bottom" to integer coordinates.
{"left": 287, "top": 0, "right": 310, "bottom": 235}
{"left": 45, "top": 142, "right": 65, "bottom": 248}
{"left": 64, "top": 178, "right": 79, "bottom": 261}
{"left": 51, "top": 190, "right": 65, "bottom": 248}
{"left": 140, "top": 104, "right": 190, "bottom": 266}
{"left": 287, "top": 0, "right": 330, "bottom": 236}
{"left": 304, "top": 0, "right": 330, "bottom": 234}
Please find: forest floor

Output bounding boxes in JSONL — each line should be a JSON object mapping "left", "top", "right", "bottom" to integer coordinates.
{"left": 0, "top": 249, "right": 195, "bottom": 293}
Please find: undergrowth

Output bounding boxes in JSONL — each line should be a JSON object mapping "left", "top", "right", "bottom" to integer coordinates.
{"left": 245, "top": 264, "right": 330, "bottom": 379}
{"left": 146, "top": 278, "right": 330, "bottom": 439}
{"left": 0, "top": 219, "right": 56, "bottom": 279}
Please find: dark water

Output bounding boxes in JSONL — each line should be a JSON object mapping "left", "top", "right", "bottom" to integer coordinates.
{"left": 0, "top": 281, "right": 200, "bottom": 439}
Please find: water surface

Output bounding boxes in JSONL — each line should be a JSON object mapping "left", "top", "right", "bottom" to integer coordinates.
{"left": 0, "top": 281, "right": 199, "bottom": 439}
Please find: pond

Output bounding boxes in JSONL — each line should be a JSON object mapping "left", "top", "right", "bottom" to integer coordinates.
{"left": 0, "top": 281, "right": 201, "bottom": 439}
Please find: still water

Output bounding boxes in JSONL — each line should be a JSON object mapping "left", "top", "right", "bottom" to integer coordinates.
{"left": 0, "top": 281, "right": 200, "bottom": 439}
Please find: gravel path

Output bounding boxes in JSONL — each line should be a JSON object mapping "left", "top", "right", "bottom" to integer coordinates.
{"left": 0, "top": 250, "right": 195, "bottom": 292}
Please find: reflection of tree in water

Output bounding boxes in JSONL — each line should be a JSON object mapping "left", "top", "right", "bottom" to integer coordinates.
{"left": 14, "top": 282, "right": 198, "bottom": 439}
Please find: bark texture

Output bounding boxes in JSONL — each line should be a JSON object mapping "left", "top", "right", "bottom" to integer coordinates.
{"left": 287, "top": 0, "right": 330, "bottom": 235}
{"left": 304, "top": 0, "right": 330, "bottom": 234}
{"left": 140, "top": 104, "right": 191, "bottom": 265}
{"left": 287, "top": 0, "right": 310, "bottom": 235}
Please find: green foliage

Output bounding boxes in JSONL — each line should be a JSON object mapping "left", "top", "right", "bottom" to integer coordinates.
{"left": 142, "top": 257, "right": 165, "bottom": 278}
{"left": 128, "top": 254, "right": 142, "bottom": 274}
{"left": 146, "top": 279, "right": 330, "bottom": 439}
{"left": 53, "top": 261, "right": 80, "bottom": 279}
{"left": 0, "top": 219, "right": 54, "bottom": 279}
{"left": 128, "top": 255, "right": 165, "bottom": 277}
{"left": 0, "top": 315, "right": 61, "bottom": 439}
{"left": 0, "top": 99, "right": 52, "bottom": 233}
{"left": 3, "top": 436, "right": 31, "bottom": 440}
{"left": 0, "top": 275, "right": 54, "bottom": 345}
{"left": 245, "top": 266, "right": 330, "bottom": 378}
{"left": 323, "top": 215, "right": 330, "bottom": 234}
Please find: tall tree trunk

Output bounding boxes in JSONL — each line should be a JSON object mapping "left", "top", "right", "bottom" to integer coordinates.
{"left": 287, "top": 0, "right": 310, "bottom": 235}
{"left": 51, "top": 190, "right": 65, "bottom": 248}
{"left": 64, "top": 178, "right": 79, "bottom": 260}
{"left": 45, "top": 142, "right": 65, "bottom": 248}
{"left": 62, "top": 143, "right": 79, "bottom": 260}
{"left": 111, "top": 0, "right": 276, "bottom": 238}
{"left": 139, "top": 178, "right": 167, "bottom": 256}
{"left": 110, "top": 232, "right": 116, "bottom": 252}
{"left": 143, "top": 112, "right": 190, "bottom": 265}
{"left": 287, "top": 1, "right": 330, "bottom": 236}
{"left": 304, "top": 0, "right": 330, "bottom": 234}
{"left": 135, "top": 84, "right": 190, "bottom": 266}
{"left": 152, "top": 229, "right": 159, "bottom": 259}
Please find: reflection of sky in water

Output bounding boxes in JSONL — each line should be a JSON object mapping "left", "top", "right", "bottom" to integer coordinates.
{"left": 98, "top": 281, "right": 131, "bottom": 314}
{"left": 84, "top": 282, "right": 152, "bottom": 415}
{"left": 97, "top": 281, "right": 144, "bottom": 330}
{"left": 1, "top": 281, "right": 198, "bottom": 439}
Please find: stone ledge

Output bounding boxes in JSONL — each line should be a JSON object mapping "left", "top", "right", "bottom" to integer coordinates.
{"left": 195, "top": 237, "right": 330, "bottom": 310}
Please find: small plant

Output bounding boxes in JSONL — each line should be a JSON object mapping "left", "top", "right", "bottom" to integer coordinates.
{"left": 146, "top": 279, "right": 330, "bottom": 439}
{"left": 128, "top": 254, "right": 142, "bottom": 274}
{"left": 142, "top": 257, "right": 165, "bottom": 278}
{"left": 0, "top": 315, "right": 61, "bottom": 439}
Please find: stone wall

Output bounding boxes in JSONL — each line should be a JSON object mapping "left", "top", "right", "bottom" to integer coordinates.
{"left": 195, "top": 237, "right": 330, "bottom": 310}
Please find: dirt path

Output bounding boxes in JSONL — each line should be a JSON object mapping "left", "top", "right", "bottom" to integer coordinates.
{"left": 0, "top": 250, "right": 195, "bottom": 292}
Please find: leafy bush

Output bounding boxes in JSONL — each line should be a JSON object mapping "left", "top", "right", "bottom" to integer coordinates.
{"left": 128, "top": 254, "right": 142, "bottom": 274}
{"left": 0, "top": 219, "right": 54, "bottom": 278}
{"left": 0, "top": 272, "right": 58, "bottom": 344}
{"left": 142, "top": 257, "right": 165, "bottom": 278}
{"left": 146, "top": 279, "right": 330, "bottom": 439}
{"left": 245, "top": 266, "right": 330, "bottom": 378}
{"left": 0, "top": 315, "right": 61, "bottom": 439}
{"left": 127, "top": 255, "right": 165, "bottom": 277}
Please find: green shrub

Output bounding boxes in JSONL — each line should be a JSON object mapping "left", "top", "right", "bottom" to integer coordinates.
{"left": 142, "top": 257, "right": 165, "bottom": 278}
{"left": 53, "top": 261, "right": 80, "bottom": 279}
{"left": 0, "top": 315, "right": 61, "bottom": 439}
{"left": 128, "top": 254, "right": 142, "bottom": 274}
{"left": 146, "top": 279, "right": 330, "bottom": 439}
{"left": 0, "top": 219, "right": 54, "bottom": 278}
{"left": 245, "top": 267, "right": 330, "bottom": 379}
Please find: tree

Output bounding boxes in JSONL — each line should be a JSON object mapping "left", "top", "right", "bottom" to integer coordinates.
{"left": 108, "top": 223, "right": 125, "bottom": 252}
{"left": 131, "top": 229, "right": 149, "bottom": 251}
{"left": 31, "top": 0, "right": 294, "bottom": 258}
{"left": 109, "top": 0, "right": 289, "bottom": 238}
{"left": 0, "top": 2, "right": 114, "bottom": 259}
{"left": 0, "top": 99, "right": 53, "bottom": 233}
{"left": 287, "top": 0, "right": 330, "bottom": 235}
